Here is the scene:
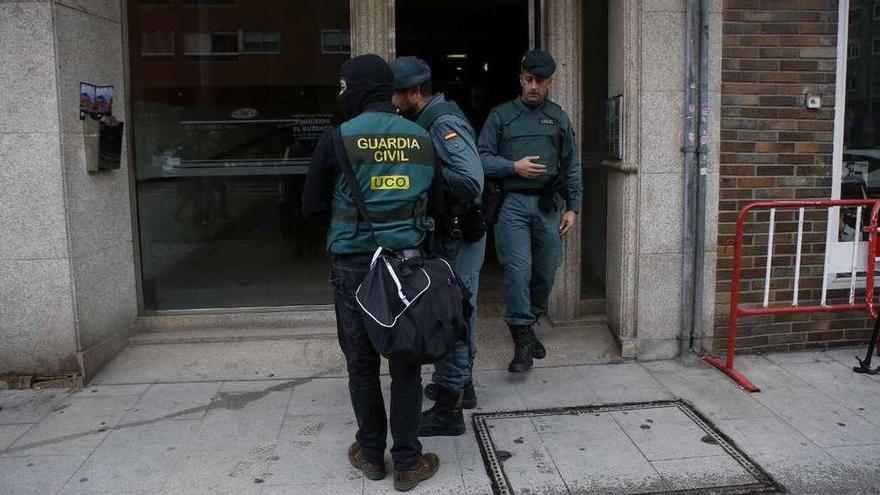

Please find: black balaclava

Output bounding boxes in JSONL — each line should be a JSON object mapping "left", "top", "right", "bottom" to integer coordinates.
{"left": 338, "top": 54, "right": 394, "bottom": 121}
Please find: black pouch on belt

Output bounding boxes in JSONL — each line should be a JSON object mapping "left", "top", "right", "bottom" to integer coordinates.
{"left": 538, "top": 174, "right": 562, "bottom": 213}
{"left": 444, "top": 204, "right": 487, "bottom": 242}
{"left": 458, "top": 205, "right": 487, "bottom": 242}
{"left": 482, "top": 180, "right": 505, "bottom": 225}
{"left": 538, "top": 188, "right": 558, "bottom": 214}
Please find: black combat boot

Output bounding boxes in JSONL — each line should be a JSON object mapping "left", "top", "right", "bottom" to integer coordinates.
{"left": 508, "top": 325, "right": 534, "bottom": 373}
{"left": 418, "top": 385, "right": 466, "bottom": 437}
{"left": 462, "top": 381, "right": 477, "bottom": 409}
{"left": 528, "top": 326, "right": 546, "bottom": 359}
{"left": 425, "top": 381, "right": 477, "bottom": 409}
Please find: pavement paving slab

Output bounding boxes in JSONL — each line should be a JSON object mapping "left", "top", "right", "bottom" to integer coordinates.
{"left": 0, "top": 424, "right": 31, "bottom": 452}
{"left": 0, "top": 454, "right": 89, "bottom": 495}
{"left": 4, "top": 396, "right": 139, "bottom": 457}
{"left": 58, "top": 421, "right": 198, "bottom": 494}
{"left": 576, "top": 363, "right": 673, "bottom": 404}
{"left": 610, "top": 406, "right": 727, "bottom": 461}
{"left": 121, "top": 382, "right": 222, "bottom": 423}
{"left": 160, "top": 446, "right": 271, "bottom": 495}
{"left": 0, "top": 389, "right": 70, "bottom": 425}
{"left": 650, "top": 455, "right": 757, "bottom": 490}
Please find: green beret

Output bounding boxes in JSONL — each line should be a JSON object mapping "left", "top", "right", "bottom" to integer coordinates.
{"left": 390, "top": 56, "right": 432, "bottom": 90}
{"left": 521, "top": 49, "right": 556, "bottom": 78}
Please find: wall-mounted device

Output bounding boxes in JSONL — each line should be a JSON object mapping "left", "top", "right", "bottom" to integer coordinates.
{"left": 604, "top": 95, "right": 625, "bottom": 162}
{"left": 83, "top": 115, "right": 123, "bottom": 172}
{"left": 804, "top": 93, "right": 822, "bottom": 110}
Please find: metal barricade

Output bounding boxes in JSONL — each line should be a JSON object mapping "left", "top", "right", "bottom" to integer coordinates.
{"left": 703, "top": 199, "right": 880, "bottom": 392}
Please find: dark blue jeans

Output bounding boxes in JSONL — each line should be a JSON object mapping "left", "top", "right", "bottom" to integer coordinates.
{"left": 331, "top": 255, "right": 423, "bottom": 471}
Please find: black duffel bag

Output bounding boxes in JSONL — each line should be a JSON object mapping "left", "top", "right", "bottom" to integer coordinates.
{"left": 355, "top": 247, "right": 470, "bottom": 364}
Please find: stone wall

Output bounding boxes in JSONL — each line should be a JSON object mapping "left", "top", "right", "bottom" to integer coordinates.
{"left": 0, "top": 1, "right": 79, "bottom": 375}
{"left": 606, "top": 0, "right": 722, "bottom": 359}
{"left": 0, "top": 0, "right": 137, "bottom": 378}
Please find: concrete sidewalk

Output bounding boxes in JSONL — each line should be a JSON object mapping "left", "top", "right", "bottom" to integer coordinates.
{"left": 2, "top": 347, "right": 880, "bottom": 494}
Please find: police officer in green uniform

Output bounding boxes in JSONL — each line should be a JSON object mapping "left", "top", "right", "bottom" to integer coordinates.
{"left": 390, "top": 56, "right": 485, "bottom": 437}
{"left": 477, "top": 49, "right": 583, "bottom": 373}
{"left": 302, "top": 54, "right": 439, "bottom": 491}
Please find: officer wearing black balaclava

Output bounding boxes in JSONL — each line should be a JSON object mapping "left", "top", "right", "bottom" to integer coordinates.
{"left": 302, "top": 54, "right": 440, "bottom": 492}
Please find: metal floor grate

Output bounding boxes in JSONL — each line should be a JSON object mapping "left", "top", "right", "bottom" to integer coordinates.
{"left": 472, "top": 399, "right": 783, "bottom": 495}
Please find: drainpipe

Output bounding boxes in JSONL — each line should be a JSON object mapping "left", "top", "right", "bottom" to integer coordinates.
{"left": 693, "top": 0, "right": 710, "bottom": 353}
{"left": 681, "top": 0, "right": 710, "bottom": 356}
{"left": 680, "top": 0, "right": 699, "bottom": 357}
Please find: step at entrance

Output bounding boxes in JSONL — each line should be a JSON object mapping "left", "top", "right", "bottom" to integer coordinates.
{"left": 94, "top": 313, "right": 620, "bottom": 384}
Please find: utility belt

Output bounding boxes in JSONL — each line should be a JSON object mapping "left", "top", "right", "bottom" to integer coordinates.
{"left": 484, "top": 176, "right": 563, "bottom": 224}
{"left": 441, "top": 201, "right": 486, "bottom": 243}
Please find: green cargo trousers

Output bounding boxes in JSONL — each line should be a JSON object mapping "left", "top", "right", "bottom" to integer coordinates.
{"left": 494, "top": 192, "right": 563, "bottom": 327}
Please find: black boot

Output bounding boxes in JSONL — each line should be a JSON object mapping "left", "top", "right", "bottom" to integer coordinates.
{"left": 462, "top": 381, "right": 477, "bottom": 409}
{"left": 426, "top": 381, "right": 477, "bottom": 409}
{"left": 528, "top": 326, "right": 546, "bottom": 359}
{"left": 508, "top": 325, "right": 534, "bottom": 373}
{"left": 419, "top": 385, "right": 465, "bottom": 437}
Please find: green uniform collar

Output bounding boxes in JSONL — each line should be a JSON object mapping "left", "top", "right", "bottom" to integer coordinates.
{"left": 515, "top": 97, "right": 549, "bottom": 112}
{"left": 415, "top": 94, "right": 448, "bottom": 117}
{"left": 414, "top": 94, "right": 467, "bottom": 130}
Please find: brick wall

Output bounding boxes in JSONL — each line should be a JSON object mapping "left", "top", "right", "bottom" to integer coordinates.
{"left": 715, "top": 0, "right": 875, "bottom": 354}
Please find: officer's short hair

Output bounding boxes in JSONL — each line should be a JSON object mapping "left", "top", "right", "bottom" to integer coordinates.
{"left": 416, "top": 81, "right": 432, "bottom": 98}
{"left": 520, "top": 68, "right": 551, "bottom": 81}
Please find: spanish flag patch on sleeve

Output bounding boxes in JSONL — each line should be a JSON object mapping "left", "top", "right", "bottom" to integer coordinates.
{"left": 443, "top": 131, "right": 459, "bottom": 141}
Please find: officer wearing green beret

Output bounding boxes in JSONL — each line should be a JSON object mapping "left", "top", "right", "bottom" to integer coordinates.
{"left": 390, "top": 56, "right": 485, "bottom": 437}
{"left": 477, "top": 49, "right": 583, "bottom": 373}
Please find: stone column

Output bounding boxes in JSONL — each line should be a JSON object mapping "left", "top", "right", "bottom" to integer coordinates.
{"left": 605, "top": 0, "right": 641, "bottom": 358}
{"left": 0, "top": 0, "right": 137, "bottom": 380}
{"left": 0, "top": 1, "right": 79, "bottom": 376}
{"left": 546, "top": 0, "right": 583, "bottom": 322}
{"left": 350, "top": 0, "right": 396, "bottom": 60}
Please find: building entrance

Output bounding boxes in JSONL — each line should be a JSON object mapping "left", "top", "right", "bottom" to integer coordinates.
{"left": 396, "top": 0, "right": 530, "bottom": 316}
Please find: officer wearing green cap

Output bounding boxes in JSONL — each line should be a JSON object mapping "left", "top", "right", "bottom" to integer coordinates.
{"left": 477, "top": 49, "right": 583, "bottom": 373}
{"left": 390, "top": 56, "right": 485, "bottom": 437}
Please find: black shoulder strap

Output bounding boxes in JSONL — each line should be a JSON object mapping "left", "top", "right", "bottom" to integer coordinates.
{"left": 331, "top": 127, "right": 378, "bottom": 244}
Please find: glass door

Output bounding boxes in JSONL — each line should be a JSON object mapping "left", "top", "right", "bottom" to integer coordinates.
{"left": 127, "top": 0, "right": 350, "bottom": 310}
{"left": 827, "top": 0, "right": 880, "bottom": 287}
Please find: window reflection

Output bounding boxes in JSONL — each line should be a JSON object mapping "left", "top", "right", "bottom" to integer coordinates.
{"left": 128, "top": 0, "right": 349, "bottom": 310}
{"left": 840, "top": 0, "right": 880, "bottom": 242}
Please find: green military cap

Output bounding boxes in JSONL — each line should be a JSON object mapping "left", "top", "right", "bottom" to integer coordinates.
{"left": 390, "top": 56, "right": 432, "bottom": 90}
{"left": 521, "top": 49, "right": 556, "bottom": 78}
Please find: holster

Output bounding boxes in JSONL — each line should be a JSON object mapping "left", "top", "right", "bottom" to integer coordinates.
{"left": 538, "top": 188, "right": 558, "bottom": 213}
{"left": 482, "top": 179, "right": 505, "bottom": 226}
{"left": 443, "top": 202, "right": 487, "bottom": 243}
{"left": 537, "top": 175, "right": 560, "bottom": 213}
